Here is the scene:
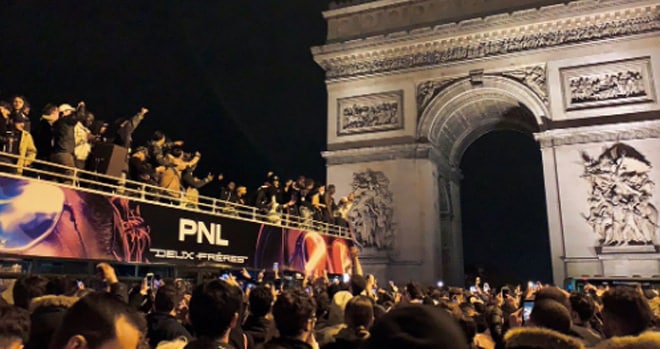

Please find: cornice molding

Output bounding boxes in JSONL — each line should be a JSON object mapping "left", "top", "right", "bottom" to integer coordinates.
{"left": 322, "top": 142, "right": 462, "bottom": 180}
{"left": 322, "top": 143, "right": 432, "bottom": 164}
{"left": 534, "top": 119, "right": 660, "bottom": 148}
{"left": 313, "top": 3, "right": 660, "bottom": 80}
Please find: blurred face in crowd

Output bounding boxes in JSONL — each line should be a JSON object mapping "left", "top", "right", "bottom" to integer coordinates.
{"left": 85, "top": 113, "right": 95, "bottom": 127}
{"left": 237, "top": 186, "right": 247, "bottom": 197}
{"left": 228, "top": 181, "right": 236, "bottom": 191}
{"left": 48, "top": 108, "right": 60, "bottom": 121}
{"left": 12, "top": 96, "right": 24, "bottom": 111}
{"left": 318, "top": 185, "right": 325, "bottom": 195}
{"left": 133, "top": 151, "right": 146, "bottom": 161}
{"left": 347, "top": 193, "right": 355, "bottom": 202}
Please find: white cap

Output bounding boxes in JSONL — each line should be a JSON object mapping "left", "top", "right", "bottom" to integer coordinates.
{"left": 58, "top": 104, "right": 75, "bottom": 113}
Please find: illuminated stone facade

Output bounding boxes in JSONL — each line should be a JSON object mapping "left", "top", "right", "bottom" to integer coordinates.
{"left": 314, "top": 0, "right": 660, "bottom": 285}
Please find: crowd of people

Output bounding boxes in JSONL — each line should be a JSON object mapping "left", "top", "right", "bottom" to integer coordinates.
{"left": 0, "top": 94, "right": 354, "bottom": 228}
{"left": 0, "top": 247, "right": 659, "bottom": 349}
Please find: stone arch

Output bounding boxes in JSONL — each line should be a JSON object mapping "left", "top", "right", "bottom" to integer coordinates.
{"left": 418, "top": 75, "right": 549, "bottom": 166}
{"left": 418, "top": 75, "right": 550, "bottom": 285}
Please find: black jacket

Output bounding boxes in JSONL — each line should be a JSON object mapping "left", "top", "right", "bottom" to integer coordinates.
{"left": 570, "top": 324, "right": 602, "bottom": 347}
{"left": 0, "top": 116, "right": 10, "bottom": 150}
{"left": 35, "top": 118, "right": 56, "bottom": 159}
{"left": 243, "top": 315, "right": 278, "bottom": 346}
{"left": 321, "top": 327, "right": 369, "bottom": 349}
{"left": 52, "top": 115, "right": 77, "bottom": 154}
{"left": 263, "top": 337, "right": 312, "bottom": 349}
{"left": 147, "top": 312, "right": 192, "bottom": 348}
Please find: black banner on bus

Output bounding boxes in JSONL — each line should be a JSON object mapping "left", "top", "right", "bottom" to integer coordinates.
{"left": 0, "top": 176, "right": 352, "bottom": 276}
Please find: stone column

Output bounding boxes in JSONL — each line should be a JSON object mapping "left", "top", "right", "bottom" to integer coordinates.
{"left": 322, "top": 144, "right": 444, "bottom": 285}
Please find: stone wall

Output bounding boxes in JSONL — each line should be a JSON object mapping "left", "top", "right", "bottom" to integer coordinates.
{"left": 316, "top": 0, "right": 660, "bottom": 286}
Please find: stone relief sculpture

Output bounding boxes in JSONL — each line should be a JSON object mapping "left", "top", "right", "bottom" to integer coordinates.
{"left": 560, "top": 57, "right": 655, "bottom": 110}
{"left": 569, "top": 70, "right": 645, "bottom": 103}
{"left": 337, "top": 91, "right": 403, "bottom": 135}
{"left": 580, "top": 143, "right": 658, "bottom": 248}
{"left": 348, "top": 169, "right": 396, "bottom": 250}
{"left": 416, "top": 78, "right": 459, "bottom": 115}
{"left": 500, "top": 65, "right": 548, "bottom": 105}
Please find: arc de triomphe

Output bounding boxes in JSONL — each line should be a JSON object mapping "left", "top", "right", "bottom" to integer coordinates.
{"left": 312, "top": 0, "right": 660, "bottom": 286}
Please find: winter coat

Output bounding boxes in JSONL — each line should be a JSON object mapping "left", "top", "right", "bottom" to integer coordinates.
{"left": 504, "top": 327, "right": 585, "bottom": 349}
{"left": 594, "top": 331, "right": 660, "bottom": 349}
{"left": 243, "top": 314, "right": 278, "bottom": 345}
{"left": 26, "top": 295, "right": 79, "bottom": 349}
{"left": 147, "top": 312, "right": 192, "bottom": 348}
{"left": 15, "top": 129, "right": 37, "bottom": 174}
{"left": 321, "top": 327, "right": 369, "bottom": 349}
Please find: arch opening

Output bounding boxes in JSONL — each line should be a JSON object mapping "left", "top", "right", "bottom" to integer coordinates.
{"left": 420, "top": 76, "right": 552, "bottom": 285}
{"left": 460, "top": 130, "right": 552, "bottom": 285}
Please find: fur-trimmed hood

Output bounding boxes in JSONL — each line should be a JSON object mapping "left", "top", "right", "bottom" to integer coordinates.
{"left": 505, "top": 327, "right": 585, "bottom": 349}
{"left": 29, "top": 295, "right": 79, "bottom": 312}
{"left": 594, "top": 331, "right": 660, "bottom": 349}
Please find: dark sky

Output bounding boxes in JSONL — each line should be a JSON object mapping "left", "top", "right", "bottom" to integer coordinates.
{"left": 0, "top": 0, "right": 331, "bottom": 191}
{"left": 2, "top": 1, "right": 551, "bottom": 284}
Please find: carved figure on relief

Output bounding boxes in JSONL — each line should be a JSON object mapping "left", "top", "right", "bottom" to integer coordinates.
{"left": 347, "top": 169, "right": 396, "bottom": 250}
{"left": 580, "top": 143, "right": 658, "bottom": 247}
{"left": 569, "top": 70, "right": 646, "bottom": 104}
{"left": 342, "top": 101, "right": 399, "bottom": 131}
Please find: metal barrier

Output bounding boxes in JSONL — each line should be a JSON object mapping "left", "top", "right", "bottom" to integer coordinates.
{"left": 0, "top": 151, "right": 353, "bottom": 240}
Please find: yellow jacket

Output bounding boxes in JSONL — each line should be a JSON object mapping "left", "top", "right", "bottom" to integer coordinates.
{"left": 16, "top": 130, "right": 37, "bottom": 174}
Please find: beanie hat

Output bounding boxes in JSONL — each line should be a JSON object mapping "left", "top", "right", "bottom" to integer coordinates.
{"left": 365, "top": 304, "right": 468, "bottom": 349}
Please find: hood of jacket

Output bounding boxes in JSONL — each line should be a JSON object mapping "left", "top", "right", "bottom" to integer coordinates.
{"left": 29, "top": 295, "right": 79, "bottom": 312}
{"left": 595, "top": 331, "right": 660, "bottom": 349}
{"left": 505, "top": 327, "right": 585, "bottom": 349}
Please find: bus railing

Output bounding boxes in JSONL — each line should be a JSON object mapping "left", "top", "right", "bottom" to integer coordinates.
{"left": 0, "top": 151, "right": 353, "bottom": 240}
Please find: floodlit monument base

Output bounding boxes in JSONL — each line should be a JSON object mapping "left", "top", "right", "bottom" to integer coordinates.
{"left": 314, "top": 0, "right": 660, "bottom": 285}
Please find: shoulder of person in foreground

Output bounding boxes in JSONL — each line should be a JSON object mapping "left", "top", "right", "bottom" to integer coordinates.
{"left": 593, "top": 330, "right": 660, "bottom": 349}
{"left": 504, "top": 327, "right": 585, "bottom": 349}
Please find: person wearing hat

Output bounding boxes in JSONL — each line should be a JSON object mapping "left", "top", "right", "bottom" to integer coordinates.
{"left": 50, "top": 102, "right": 82, "bottom": 182}
{"left": 4, "top": 115, "right": 37, "bottom": 174}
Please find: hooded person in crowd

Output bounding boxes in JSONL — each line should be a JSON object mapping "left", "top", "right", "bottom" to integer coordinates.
{"left": 594, "top": 286, "right": 660, "bottom": 349}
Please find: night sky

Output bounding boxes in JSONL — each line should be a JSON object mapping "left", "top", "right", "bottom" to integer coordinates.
{"left": 1, "top": 1, "right": 551, "bottom": 284}
{"left": 1, "top": 0, "right": 330, "bottom": 190}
